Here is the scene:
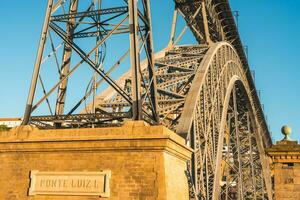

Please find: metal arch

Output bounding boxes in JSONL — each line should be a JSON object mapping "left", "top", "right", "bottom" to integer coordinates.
{"left": 174, "top": 0, "right": 271, "bottom": 146}
{"left": 175, "top": 42, "right": 272, "bottom": 199}
{"left": 177, "top": 42, "right": 270, "bottom": 148}
{"left": 213, "top": 74, "right": 241, "bottom": 199}
{"left": 177, "top": 42, "right": 227, "bottom": 137}
{"left": 214, "top": 78, "right": 273, "bottom": 200}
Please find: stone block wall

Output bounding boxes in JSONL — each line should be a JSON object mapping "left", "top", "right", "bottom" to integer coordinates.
{"left": 272, "top": 162, "right": 300, "bottom": 200}
{"left": 0, "top": 121, "right": 192, "bottom": 200}
{"left": 267, "top": 140, "right": 300, "bottom": 200}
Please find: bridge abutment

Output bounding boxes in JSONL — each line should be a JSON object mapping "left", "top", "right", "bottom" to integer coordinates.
{"left": 0, "top": 121, "right": 192, "bottom": 200}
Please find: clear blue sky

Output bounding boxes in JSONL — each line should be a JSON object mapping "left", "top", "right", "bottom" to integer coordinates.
{"left": 0, "top": 1, "right": 299, "bottom": 142}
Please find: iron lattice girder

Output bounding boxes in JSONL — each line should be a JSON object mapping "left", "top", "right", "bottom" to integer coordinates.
{"left": 168, "top": 42, "right": 273, "bottom": 200}
{"left": 96, "top": 45, "right": 207, "bottom": 125}
{"left": 31, "top": 112, "right": 130, "bottom": 123}
{"left": 72, "top": 27, "right": 147, "bottom": 39}
{"left": 51, "top": 6, "right": 129, "bottom": 21}
{"left": 96, "top": 98, "right": 185, "bottom": 108}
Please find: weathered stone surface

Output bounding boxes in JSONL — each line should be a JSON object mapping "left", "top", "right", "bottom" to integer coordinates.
{"left": 0, "top": 121, "right": 193, "bottom": 200}
{"left": 28, "top": 171, "right": 111, "bottom": 197}
{"left": 267, "top": 139, "right": 300, "bottom": 200}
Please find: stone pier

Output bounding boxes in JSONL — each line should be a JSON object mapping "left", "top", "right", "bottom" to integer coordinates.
{"left": 0, "top": 121, "right": 192, "bottom": 200}
{"left": 267, "top": 126, "right": 300, "bottom": 200}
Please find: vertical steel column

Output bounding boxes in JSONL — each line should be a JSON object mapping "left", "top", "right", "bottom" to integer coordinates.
{"left": 22, "top": 0, "right": 54, "bottom": 125}
{"left": 254, "top": 119, "right": 274, "bottom": 199}
{"left": 142, "top": 0, "right": 159, "bottom": 123}
{"left": 191, "top": 122, "right": 198, "bottom": 195}
{"left": 92, "top": 0, "right": 102, "bottom": 128}
{"left": 225, "top": 123, "right": 231, "bottom": 200}
{"left": 167, "top": 8, "right": 178, "bottom": 48}
{"left": 246, "top": 112, "right": 257, "bottom": 200}
{"left": 55, "top": 0, "right": 79, "bottom": 116}
{"left": 232, "top": 85, "right": 244, "bottom": 200}
{"left": 201, "top": 0, "right": 212, "bottom": 45}
{"left": 128, "top": 0, "right": 142, "bottom": 120}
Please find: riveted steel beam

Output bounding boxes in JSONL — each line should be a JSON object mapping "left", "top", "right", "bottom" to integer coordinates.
{"left": 22, "top": 0, "right": 54, "bottom": 125}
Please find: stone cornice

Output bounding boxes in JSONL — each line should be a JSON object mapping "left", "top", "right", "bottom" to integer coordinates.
{"left": 0, "top": 121, "right": 193, "bottom": 161}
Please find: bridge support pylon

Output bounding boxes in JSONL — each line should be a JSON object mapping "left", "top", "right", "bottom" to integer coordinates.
{"left": 267, "top": 126, "right": 300, "bottom": 200}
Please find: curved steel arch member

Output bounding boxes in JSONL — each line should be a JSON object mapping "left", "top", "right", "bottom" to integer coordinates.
{"left": 176, "top": 42, "right": 272, "bottom": 199}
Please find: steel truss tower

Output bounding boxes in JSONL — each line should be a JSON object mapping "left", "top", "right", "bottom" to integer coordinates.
{"left": 21, "top": 0, "right": 274, "bottom": 199}
{"left": 23, "top": 0, "right": 159, "bottom": 127}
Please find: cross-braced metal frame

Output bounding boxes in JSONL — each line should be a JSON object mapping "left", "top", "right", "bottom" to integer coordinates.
{"left": 21, "top": 0, "right": 273, "bottom": 199}
{"left": 23, "top": 0, "right": 159, "bottom": 127}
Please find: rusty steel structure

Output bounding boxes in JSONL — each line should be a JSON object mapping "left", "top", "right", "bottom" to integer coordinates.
{"left": 22, "top": 0, "right": 273, "bottom": 199}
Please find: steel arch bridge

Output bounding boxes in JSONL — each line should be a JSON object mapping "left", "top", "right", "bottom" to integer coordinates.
{"left": 21, "top": 0, "right": 273, "bottom": 199}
